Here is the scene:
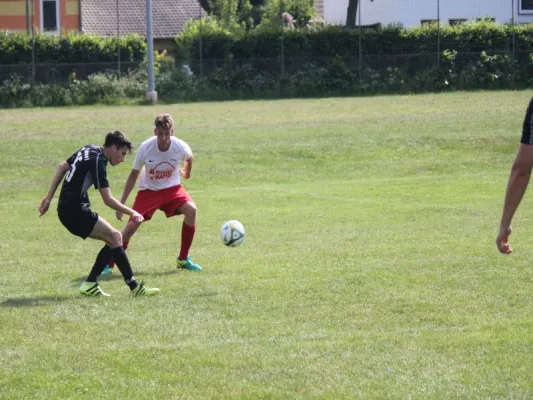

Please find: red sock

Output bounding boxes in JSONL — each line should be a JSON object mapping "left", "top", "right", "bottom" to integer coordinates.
{"left": 109, "top": 241, "right": 129, "bottom": 268}
{"left": 179, "top": 223, "right": 196, "bottom": 260}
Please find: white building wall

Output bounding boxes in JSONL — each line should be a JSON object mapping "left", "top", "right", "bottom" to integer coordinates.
{"left": 324, "top": 0, "right": 533, "bottom": 27}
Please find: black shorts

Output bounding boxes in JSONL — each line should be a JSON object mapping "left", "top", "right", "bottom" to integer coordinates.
{"left": 57, "top": 204, "right": 99, "bottom": 239}
{"left": 520, "top": 97, "right": 533, "bottom": 144}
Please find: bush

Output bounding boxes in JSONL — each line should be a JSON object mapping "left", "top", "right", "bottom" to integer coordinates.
{"left": 0, "top": 70, "right": 146, "bottom": 108}
{"left": 175, "top": 19, "right": 532, "bottom": 66}
{"left": 0, "top": 32, "right": 146, "bottom": 83}
{"left": 2, "top": 21, "right": 533, "bottom": 108}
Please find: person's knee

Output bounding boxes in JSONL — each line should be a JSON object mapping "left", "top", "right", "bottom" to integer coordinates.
{"left": 108, "top": 229, "right": 123, "bottom": 247}
{"left": 180, "top": 202, "right": 197, "bottom": 225}
{"left": 185, "top": 202, "right": 197, "bottom": 217}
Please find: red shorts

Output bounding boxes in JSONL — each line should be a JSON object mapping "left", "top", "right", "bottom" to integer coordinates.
{"left": 130, "top": 185, "right": 193, "bottom": 221}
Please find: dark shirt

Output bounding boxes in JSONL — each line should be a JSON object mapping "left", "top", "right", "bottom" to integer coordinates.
{"left": 58, "top": 145, "right": 109, "bottom": 207}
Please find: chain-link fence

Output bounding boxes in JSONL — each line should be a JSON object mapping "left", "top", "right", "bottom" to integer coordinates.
{"left": 0, "top": 62, "right": 143, "bottom": 84}
{"left": 0, "top": 0, "right": 530, "bottom": 87}
{"left": 187, "top": 0, "right": 524, "bottom": 78}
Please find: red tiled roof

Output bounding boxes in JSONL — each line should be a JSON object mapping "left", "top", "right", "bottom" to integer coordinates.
{"left": 81, "top": 0, "right": 206, "bottom": 39}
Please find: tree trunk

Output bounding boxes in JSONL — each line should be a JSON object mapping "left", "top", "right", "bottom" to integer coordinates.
{"left": 345, "top": 0, "right": 359, "bottom": 28}
{"left": 199, "top": 0, "right": 211, "bottom": 14}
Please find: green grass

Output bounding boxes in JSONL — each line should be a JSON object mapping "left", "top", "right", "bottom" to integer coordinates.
{"left": 1, "top": 91, "right": 533, "bottom": 399}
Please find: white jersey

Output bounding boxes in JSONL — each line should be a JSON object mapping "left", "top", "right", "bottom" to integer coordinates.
{"left": 133, "top": 136, "right": 192, "bottom": 191}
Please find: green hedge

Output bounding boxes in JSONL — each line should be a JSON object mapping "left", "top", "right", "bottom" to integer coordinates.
{"left": 175, "top": 20, "right": 528, "bottom": 63}
{"left": 1, "top": 20, "right": 533, "bottom": 108}
{"left": 2, "top": 48, "right": 531, "bottom": 108}
{"left": 0, "top": 32, "right": 146, "bottom": 65}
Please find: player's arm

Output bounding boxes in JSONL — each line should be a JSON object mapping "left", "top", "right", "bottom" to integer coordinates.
{"left": 39, "top": 161, "right": 70, "bottom": 216}
{"left": 120, "top": 169, "right": 141, "bottom": 204}
{"left": 99, "top": 187, "right": 143, "bottom": 223}
{"left": 180, "top": 156, "right": 193, "bottom": 179}
{"left": 497, "top": 143, "right": 533, "bottom": 254}
{"left": 115, "top": 169, "right": 140, "bottom": 221}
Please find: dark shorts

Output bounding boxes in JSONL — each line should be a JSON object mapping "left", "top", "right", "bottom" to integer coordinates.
{"left": 57, "top": 204, "right": 99, "bottom": 239}
{"left": 520, "top": 97, "right": 533, "bottom": 145}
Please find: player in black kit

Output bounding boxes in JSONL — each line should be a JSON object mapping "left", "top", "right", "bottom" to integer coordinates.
{"left": 497, "top": 98, "right": 533, "bottom": 254}
{"left": 39, "top": 131, "right": 160, "bottom": 297}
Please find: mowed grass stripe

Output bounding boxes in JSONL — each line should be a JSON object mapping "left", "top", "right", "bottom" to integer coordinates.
{"left": 1, "top": 91, "right": 533, "bottom": 398}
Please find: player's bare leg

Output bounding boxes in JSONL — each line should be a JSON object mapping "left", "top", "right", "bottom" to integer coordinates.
{"left": 122, "top": 219, "right": 142, "bottom": 243}
{"left": 89, "top": 217, "right": 122, "bottom": 247}
{"left": 83, "top": 217, "right": 159, "bottom": 297}
{"left": 101, "top": 218, "right": 142, "bottom": 275}
{"left": 180, "top": 201, "right": 197, "bottom": 226}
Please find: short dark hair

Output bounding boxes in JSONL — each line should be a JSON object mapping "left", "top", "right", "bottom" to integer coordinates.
{"left": 154, "top": 114, "right": 174, "bottom": 130}
{"left": 103, "top": 131, "right": 133, "bottom": 154}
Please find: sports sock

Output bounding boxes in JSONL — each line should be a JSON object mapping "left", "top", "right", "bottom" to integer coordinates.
{"left": 111, "top": 246, "right": 138, "bottom": 290}
{"left": 108, "top": 241, "right": 128, "bottom": 269}
{"left": 179, "top": 223, "right": 196, "bottom": 260}
{"left": 86, "top": 245, "right": 113, "bottom": 282}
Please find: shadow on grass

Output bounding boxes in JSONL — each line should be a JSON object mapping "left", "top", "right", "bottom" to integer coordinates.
{"left": 0, "top": 295, "right": 71, "bottom": 307}
{"left": 70, "top": 268, "right": 193, "bottom": 284}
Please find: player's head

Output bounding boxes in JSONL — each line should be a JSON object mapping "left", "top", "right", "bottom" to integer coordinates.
{"left": 103, "top": 130, "right": 133, "bottom": 166}
{"left": 154, "top": 114, "right": 174, "bottom": 138}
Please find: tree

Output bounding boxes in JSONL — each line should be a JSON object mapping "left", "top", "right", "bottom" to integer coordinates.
{"left": 345, "top": 0, "right": 359, "bottom": 28}
{"left": 200, "top": 0, "right": 256, "bottom": 29}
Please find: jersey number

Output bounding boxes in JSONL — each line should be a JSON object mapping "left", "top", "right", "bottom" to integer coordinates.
{"left": 65, "top": 151, "right": 84, "bottom": 182}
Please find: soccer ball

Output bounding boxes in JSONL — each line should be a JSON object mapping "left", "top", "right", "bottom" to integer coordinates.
{"left": 220, "top": 220, "right": 245, "bottom": 247}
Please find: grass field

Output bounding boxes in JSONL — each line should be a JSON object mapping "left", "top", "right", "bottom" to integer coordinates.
{"left": 1, "top": 91, "right": 533, "bottom": 399}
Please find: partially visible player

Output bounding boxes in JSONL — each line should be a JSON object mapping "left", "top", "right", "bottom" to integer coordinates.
{"left": 102, "top": 114, "right": 201, "bottom": 274}
{"left": 39, "top": 130, "right": 160, "bottom": 297}
{"left": 496, "top": 97, "right": 533, "bottom": 254}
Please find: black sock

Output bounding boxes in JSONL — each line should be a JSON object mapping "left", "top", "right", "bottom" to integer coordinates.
{"left": 86, "top": 245, "right": 113, "bottom": 282}
{"left": 111, "top": 246, "right": 138, "bottom": 290}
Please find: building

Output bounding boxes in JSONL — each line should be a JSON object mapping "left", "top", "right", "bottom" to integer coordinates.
{"left": 80, "top": 0, "right": 205, "bottom": 52}
{"left": 321, "top": 0, "right": 533, "bottom": 27}
{"left": 0, "top": 0, "right": 79, "bottom": 33}
{"left": 0, "top": 0, "right": 205, "bottom": 47}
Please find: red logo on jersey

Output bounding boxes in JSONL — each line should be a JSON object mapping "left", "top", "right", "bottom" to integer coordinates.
{"left": 148, "top": 162, "right": 175, "bottom": 180}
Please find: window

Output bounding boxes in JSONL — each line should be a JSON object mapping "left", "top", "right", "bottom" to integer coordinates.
{"left": 448, "top": 19, "right": 467, "bottom": 26}
{"left": 520, "top": 0, "right": 533, "bottom": 13}
{"left": 41, "top": 0, "right": 60, "bottom": 33}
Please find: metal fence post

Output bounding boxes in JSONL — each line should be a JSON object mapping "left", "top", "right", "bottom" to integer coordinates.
{"left": 511, "top": 0, "right": 516, "bottom": 62}
{"left": 146, "top": 0, "right": 157, "bottom": 103}
{"left": 31, "top": 0, "right": 35, "bottom": 83}
{"left": 437, "top": 0, "right": 440, "bottom": 68}
{"left": 117, "top": 0, "right": 121, "bottom": 78}
{"left": 358, "top": 0, "right": 362, "bottom": 83}
{"left": 280, "top": 1, "right": 285, "bottom": 79}
{"left": 199, "top": 2, "right": 203, "bottom": 78}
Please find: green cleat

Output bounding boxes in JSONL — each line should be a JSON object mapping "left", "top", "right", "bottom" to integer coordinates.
{"left": 177, "top": 256, "right": 202, "bottom": 271}
{"left": 80, "top": 281, "right": 111, "bottom": 297}
{"left": 131, "top": 281, "right": 160, "bottom": 297}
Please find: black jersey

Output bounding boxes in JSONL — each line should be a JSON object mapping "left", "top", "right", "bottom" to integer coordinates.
{"left": 58, "top": 145, "right": 110, "bottom": 207}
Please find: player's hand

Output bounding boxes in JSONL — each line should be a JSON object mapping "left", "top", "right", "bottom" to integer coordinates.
{"left": 131, "top": 211, "right": 144, "bottom": 224}
{"left": 180, "top": 168, "right": 190, "bottom": 179}
{"left": 496, "top": 226, "right": 512, "bottom": 254}
{"left": 39, "top": 198, "right": 50, "bottom": 216}
{"left": 116, "top": 211, "right": 124, "bottom": 221}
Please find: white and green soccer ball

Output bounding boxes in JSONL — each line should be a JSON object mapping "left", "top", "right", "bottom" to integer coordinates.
{"left": 220, "top": 220, "right": 245, "bottom": 247}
